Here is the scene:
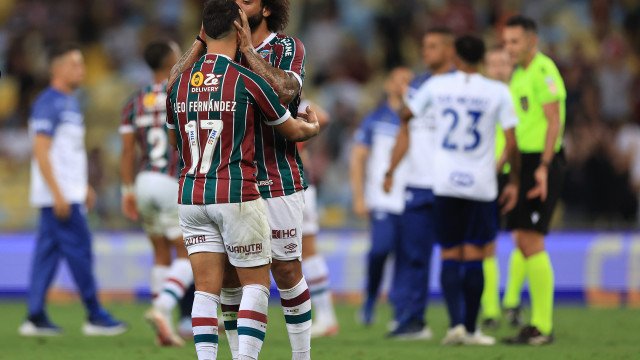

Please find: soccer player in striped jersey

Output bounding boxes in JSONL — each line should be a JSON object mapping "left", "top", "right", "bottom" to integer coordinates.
{"left": 120, "top": 40, "right": 192, "bottom": 347}
{"left": 169, "top": 1, "right": 317, "bottom": 356}
{"left": 387, "top": 35, "right": 521, "bottom": 346}
{"left": 231, "top": 0, "right": 322, "bottom": 355}
{"left": 166, "top": 2, "right": 319, "bottom": 359}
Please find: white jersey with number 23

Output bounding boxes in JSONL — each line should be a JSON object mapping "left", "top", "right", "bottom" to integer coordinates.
{"left": 407, "top": 71, "right": 518, "bottom": 201}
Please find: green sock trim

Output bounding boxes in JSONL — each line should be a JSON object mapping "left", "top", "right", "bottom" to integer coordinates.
{"left": 284, "top": 310, "right": 312, "bottom": 325}
{"left": 238, "top": 326, "right": 266, "bottom": 342}
{"left": 224, "top": 320, "right": 237, "bottom": 330}
{"left": 481, "top": 256, "right": 501, "bottom": 318}
{"left": 162, "top": 288, "right": 180, "bottom": 302}
{"left": 194, "top": 334, "right": 218, "bottom": 344}
{"left": 527, "top": 251, "right": 554, "bottom": 335}
{"left": 503, "top": 248, "right": 526, "bottom": 308}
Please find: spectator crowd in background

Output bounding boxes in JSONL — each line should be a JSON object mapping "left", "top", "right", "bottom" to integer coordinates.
{"left": 1, "top": 0, "right": 639, "bottom": 230}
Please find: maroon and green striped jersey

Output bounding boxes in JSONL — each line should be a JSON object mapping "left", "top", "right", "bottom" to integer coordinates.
{"left": 238, "top": 33, "right": 307, "bottom": 198}
{"left": 166, "top": 53, "right": 291, "bottom": 205}
{"left": 120, "top": 81, "right": 180, "bottom": 177}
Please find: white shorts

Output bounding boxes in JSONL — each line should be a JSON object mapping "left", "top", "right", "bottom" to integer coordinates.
{"left": 266, "top": 191, "right": 304, "bottom": 261}
{"left": 179, "top": 198, "right": 271, "bottom": 268}
{"left": 135, "top": 171, "right": 181, "bottom": 239}
{"left": 302, "top": 185, "right": 319, "bottom": 236}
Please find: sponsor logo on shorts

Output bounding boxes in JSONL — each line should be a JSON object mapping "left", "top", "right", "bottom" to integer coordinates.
{"left": 257, "top": 179, "right": 274, "bottom": 187}
{"left": 449, "top": 172, "right": 474, "bottom": 187}
{"left": 226, "top": 243, "right": 263, "bottom": 256}
{"left": 284, "top": 243, "right": 298, "bottom": 254}
{"left": 184, "top": 235, "right": 207, "bottom": 247}
{"left": 272, "top": 228, "right": 297, "bottom": 239}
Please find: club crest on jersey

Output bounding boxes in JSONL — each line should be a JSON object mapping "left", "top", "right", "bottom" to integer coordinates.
{"left": 520, "top": 96, "right": 529, "bottom": 111}
{"left": 259, "top": 49, "right": 272, "bottom": 59}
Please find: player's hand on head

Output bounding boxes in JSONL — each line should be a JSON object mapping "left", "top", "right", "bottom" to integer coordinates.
{"left": 53, "top": 193, "right": 71, "bottom": 220}
{"left": 499, "top": 183, "right": 519, "bottom": 214}
{"left": 527, "top": 165, "right": 548, "bottom": 201}
{"left": 121, "top": 193, "right": 139, "bottom": 221}
{"left": 234, "top": 9, "right": 252, "bottom": 52}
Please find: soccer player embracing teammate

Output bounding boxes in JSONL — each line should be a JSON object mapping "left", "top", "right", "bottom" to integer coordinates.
{"left": 166, "top": 1, "right": 319, "bottom": 359}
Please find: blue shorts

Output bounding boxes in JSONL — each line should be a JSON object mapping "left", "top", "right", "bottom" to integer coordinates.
{"left": 434, "top": 196, "right": 497, "bottom": 249}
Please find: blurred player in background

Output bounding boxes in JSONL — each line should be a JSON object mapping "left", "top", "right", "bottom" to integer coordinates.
{"left": 503, "top": 15, "right": 567, "bottom": 345}
{"left": 166, "top": 1, "right": 318, "bottom": 358}
{"left": 296, "top": 98, "right": 339, "bottom": 338}
{"left": 389, "top": 35, "right": 521, "bottom": 345}
{"left": 119, "top": 40, "right": 192, "bottom": 346}
{"left": 350, "top": 67, "right": 413, "bottom": 326}
{"left": 479, "top": 46, "right": 515, "bottom": 329}
{"left": 20, "top": 43, "right": 126, "bottom": 337}
{"left": 384, "top": 28, "right": 455, "bottom": 339}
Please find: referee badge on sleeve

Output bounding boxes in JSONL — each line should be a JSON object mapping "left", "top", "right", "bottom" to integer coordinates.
{"left": 520, "top": 96, "right": 529, "bottom": 111}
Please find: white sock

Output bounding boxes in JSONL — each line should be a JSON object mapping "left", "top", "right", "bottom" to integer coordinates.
{"left": 238, "top": 284, "right": 269, "bottom": 360}
{"left": 154, "top": 258, "right": 193, "bottom": 312}
{"left": 279, "top": 277, "right": 311, "bottom": 360}
{"left": 221, "top": 287, "right": 242, "bottom": 359}
{"left": 151, "top": 265, "right": 169, "bottom": 299}
{"left": 192, "top": 291, "right": 219, "bottom": 360}
{"left": 303, "top": 255, "right": 337, "bottom": 325}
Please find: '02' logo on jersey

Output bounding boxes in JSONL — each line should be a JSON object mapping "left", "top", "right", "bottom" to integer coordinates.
{"left": 191, "top": 71, "right": 223, "bottom": 87}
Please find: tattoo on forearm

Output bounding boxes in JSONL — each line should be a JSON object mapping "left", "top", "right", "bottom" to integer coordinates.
{"left": 169, "top": 42, "right": 206, "bottom": 88}
{"left": 243, "top": 48, "right": 299, "bottom": 102}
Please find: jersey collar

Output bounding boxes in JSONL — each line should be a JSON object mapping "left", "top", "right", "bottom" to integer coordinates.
{"left": 255, "top": 33, "right": 277, "bottom": 51}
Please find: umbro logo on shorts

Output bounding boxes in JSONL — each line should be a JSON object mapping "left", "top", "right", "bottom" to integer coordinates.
{"left": 284, "top": 243, "right": 297, "bottom": 252}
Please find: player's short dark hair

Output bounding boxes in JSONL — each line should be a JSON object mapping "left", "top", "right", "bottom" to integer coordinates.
{"left": 262, "top": 0, "right": 289, "bottom": 32}
{"left": 48, "top": 43, "right": 81, "bottom": 63}
{"left": 143, "top": 40, "right": 175, "bottom": 71}
{"left": 424, "top": 27, "right": 454, "bottom": 38}
{"left": 505, "top": 15, "right": 538, "bottom": 33}
{"left": 202, "top": 0, "right": 240, "bottom": 40}
{"left": 455, "top": 35, "right": 486, "bottom": 65}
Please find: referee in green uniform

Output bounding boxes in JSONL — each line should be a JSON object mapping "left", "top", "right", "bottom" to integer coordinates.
{"left": 502, "top": 15, "right": 566, "bottom": 345}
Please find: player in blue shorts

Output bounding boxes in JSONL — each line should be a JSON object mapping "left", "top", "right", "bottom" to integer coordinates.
{"left": 351, "top": 67, "right": 414, "bottom": 325}
{"left": 19, "top": 44, "right": 126, "bottom": 337}
{"left": 387, "top": 35, "right": 521, "bottom": 345}
{"left": 383, "top": 27, "right": 455, "bottom": 339}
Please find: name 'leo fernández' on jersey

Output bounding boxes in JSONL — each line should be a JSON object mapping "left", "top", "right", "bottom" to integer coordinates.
{"left": 120, "top": 81, "right": 180, "bottom": 177}
{"left": 166, "top": 53, "right": 291, "bottom": 205}
{"left": 238, "top": 32, "right": 307, "bottom": 198}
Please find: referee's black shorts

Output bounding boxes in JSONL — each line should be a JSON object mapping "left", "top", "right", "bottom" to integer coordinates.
{"left": 506, "top": 151, "right": 566, "bottom": 235}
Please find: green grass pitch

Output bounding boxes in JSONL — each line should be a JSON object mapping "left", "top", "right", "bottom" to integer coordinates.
{"left": 0, "top": 301, "right": 638, "bottom": 359}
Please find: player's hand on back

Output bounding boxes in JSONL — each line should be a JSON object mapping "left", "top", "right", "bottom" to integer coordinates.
{"left": 297, "top": 106, "right": 318, "bottom": 126}
{"left": 121, "top": 193, "right": 139, "bottom": 221}
{"left": 234, "top": 9, "right": 253, "bottom": 53}
{"left": 527, "top": 165, "right": 548, "bottom": 201}
{"left": 499, "top": 183, "right": 519, "bottom": 214}
{"left": 53, "top": 192, "right": 71, "bottom": 220}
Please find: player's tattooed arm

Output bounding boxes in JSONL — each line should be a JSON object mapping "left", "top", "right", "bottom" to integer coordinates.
{"left": 168, "top": 26, "right": 207, "bottom": 89}
{"left": 234, "top": 10, "right": 300, "bottom": 104}
{"left": 274, "top": 106, "right": 319, "bottom": 142}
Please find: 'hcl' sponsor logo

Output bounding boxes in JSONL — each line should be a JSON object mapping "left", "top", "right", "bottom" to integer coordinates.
{"left": 226, "top": 243, "right": 263, "bottom": 255}
{"left": 272, "top": 229, "right": 297, "bottom": 240}
{"left": 185, "top": 235, "right": 207, "bottom": 246}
